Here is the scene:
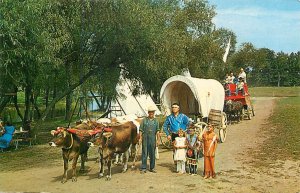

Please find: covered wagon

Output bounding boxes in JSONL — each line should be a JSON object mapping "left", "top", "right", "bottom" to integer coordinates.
{"left": 159, "top": 70, "right": 228, "bottom": 145}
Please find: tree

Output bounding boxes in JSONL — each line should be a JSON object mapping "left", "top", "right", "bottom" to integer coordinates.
{"left": 0, "top": 0, "right": 46, "bottom": 124}
{"left": 1, "top": 0, "right": 241, "bottom": 123}
{"left": 286, "top": 52, "right": 300, "bottom": 86}
{"left": 271, "top": 52, "right": 289, "bottom": 87}
{"left": 250, "top": 48, "right": 275, "bottom": 86}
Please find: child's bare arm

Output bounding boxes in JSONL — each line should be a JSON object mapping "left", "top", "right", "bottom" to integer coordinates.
{"left": 174, "top": 140, "right": 178, "bottom": 148}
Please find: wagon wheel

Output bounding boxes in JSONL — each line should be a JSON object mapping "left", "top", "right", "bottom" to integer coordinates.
{"left": 159, "top": 131, "right": 172, "bottom": 149}
{"left": 193, "top": 121, "right": 208, "bottom": 137}
{"left": 251, "top": 104, "right": 255, "bottom": 116}
{"left": 219, "top": 128, "right": 226, "bottom": 143}
{"left": 241, "top": 107, "right": 246, "bottom": 120}
{"left": 221, "top": 112, "right": 228, "bottom": 129}
{"left": 219, "top": 112, "right": 227, "bottom": 143}
{"left": 247, "top": 106, "right": 252, "bottom": 120}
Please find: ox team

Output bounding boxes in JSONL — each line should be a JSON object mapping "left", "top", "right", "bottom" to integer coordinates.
{"left": 49, "top": 103, "right": 219, "bottom": 182}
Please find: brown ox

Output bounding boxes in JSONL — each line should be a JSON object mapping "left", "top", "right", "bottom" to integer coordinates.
{"left": 49, "top": 124, "right": 94, "bottom": 183}
{"left": 110, "top": 117, "right": 143, "bottom": 165}
{"left": 88, "top": 121, "right": 139, "bottom": 180}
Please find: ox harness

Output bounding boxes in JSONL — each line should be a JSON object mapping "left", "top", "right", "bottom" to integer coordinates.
{"left": 53, "top": 126, "right": 114, "bottom": 150}
{"left": 64, "top": 134, "right": 74, "bottom": 150}
{"left": 67, "top": 127, "right": 112, "bottom": 138}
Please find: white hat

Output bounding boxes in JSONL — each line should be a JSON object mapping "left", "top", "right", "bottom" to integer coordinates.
{"left": 147, "top": 105, "right": 156, "bottom": 112}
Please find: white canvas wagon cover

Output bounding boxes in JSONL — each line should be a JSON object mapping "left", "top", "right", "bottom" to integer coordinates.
{"left": 160, "top": 75, "right": 225, "bottom": 118}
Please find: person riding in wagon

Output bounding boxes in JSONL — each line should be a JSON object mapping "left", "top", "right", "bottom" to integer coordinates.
{"left": 236, "top": 77, "right": 245, "bottom": 96}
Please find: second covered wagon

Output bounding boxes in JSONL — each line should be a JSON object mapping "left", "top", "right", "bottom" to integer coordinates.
{"left": 159, "top": 70, "right": 228, "bottom": 145}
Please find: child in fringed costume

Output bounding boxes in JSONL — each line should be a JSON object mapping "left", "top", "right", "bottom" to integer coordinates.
{"left": 201, "top": 123, "right": 219, "bottom": 179}
{"left": 186, "top": 127, "right": 201, "bottom": 175}
{"left": 173, "top": 129, "right": 187, "bottom": 174}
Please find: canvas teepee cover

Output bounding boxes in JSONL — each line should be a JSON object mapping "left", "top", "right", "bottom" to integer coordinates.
{"left": 109, "top": 76, "right": 161, "bottom": 118}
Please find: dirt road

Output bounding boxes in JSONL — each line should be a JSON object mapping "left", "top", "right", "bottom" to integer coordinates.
{"left": 0, "top": 97, "right": 299, "bottom": 193}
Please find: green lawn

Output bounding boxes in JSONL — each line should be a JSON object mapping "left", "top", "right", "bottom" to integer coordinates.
{"left": 0, "top": 145, "right": 61, "bottom": 171}
{"left": 251, "top": 96, "right": 300, "bottom": 168}
{"left": 249, "top": 87, "right": 300, "bottom": 97}
{"left": 264, "top": 97, "right": 300, "bottom": 160}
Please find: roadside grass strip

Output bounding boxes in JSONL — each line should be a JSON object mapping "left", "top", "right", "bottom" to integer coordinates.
{"left": 252, "top": 97, "right": 300, "bottom": 167}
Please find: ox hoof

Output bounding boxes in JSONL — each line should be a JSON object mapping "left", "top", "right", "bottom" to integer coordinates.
{"left": 114, "top": 162, "right": 122, "bottom": 166}
{"left": 72, "top": 177, "right": 77, "bottom": 182}
{"left": 122, "top": 168, "right": 128, "bottom": 173}
{"left": 61, "top": 179, "right": 67, "bottom": 184}
{"left": 98, "top": 173, "right": 104, "bottom": 179}
{"left": 105, "top": 175, "right": 111, "bottom": 181}
{"left": 131, "top": 165, "right": 136, "bottom": 170}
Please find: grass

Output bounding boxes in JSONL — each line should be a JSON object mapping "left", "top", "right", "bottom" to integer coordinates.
{"left": 264, "top": 97, "right": 300, "bottom": 159}
{"left": 251, "top": 96, "right": 300, "bottom": 168}
{"left": 248, "top": 87, "right": 300, "bottom": 97}
{"left": 0, "top": 145, "right": 61, "bottom": 172}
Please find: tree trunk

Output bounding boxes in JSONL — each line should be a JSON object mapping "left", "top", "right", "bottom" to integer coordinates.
{"left": 51, "top": 86, "right": 57, "bottom": 118}
{"left": 100, "top": 95, "right": 105, "bottom": 111}
{"left": 152, "top": 90, "right": 159, "bottom": 104}
{"left": 65, "top": 92, "right": 72, "bottom": 121}
{"left": 45, "top": 87, "right": 49, "bottom": 108}
{"left": 31, "top": 91, "right": 41, "bottom": 119}
{"left": 277, "top": 72, "right": 281, "bottom": 87}
{"left": 41, "top": 68, "right": 98, "bottom": 120}
{"left": 90, "top": 91, "right": 101, "bottom": 111}
{"left": 103, "top": 96, "right": 111, "bottom": 111}
{"left": 0, "top": 96, "right": 11, "bottom": 114}
{"left": 13, "top": 91, "right": 24, "bottom": 122}
{"left": 0, "top": 85, "right": 16, "bottom": 114}
{"left": 65, "top": 63, "right": 73, "bottom": 121}
{"left": 24, "top": 85, "right": 32, "bottom": 123}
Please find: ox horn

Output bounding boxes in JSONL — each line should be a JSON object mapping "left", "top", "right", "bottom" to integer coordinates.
{"left": 63, "top": 130, "right": 67, "bottom": 138}
{"left": 50, "top": 130, "right": 56, "bottom": 136}
{"left": 103, "top": 132, "right": 113, "bottom": 138}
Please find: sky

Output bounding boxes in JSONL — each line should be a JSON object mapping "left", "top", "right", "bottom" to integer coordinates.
{"left": 208, "top": 0, "right": 300, "bottom": 53}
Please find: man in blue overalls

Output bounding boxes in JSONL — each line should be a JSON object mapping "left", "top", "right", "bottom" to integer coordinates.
{"left": 140, "top": 106, "right": 160, "bottom": 173}
{"left": 163, "top": 103, "right": 189, "bottom": 168}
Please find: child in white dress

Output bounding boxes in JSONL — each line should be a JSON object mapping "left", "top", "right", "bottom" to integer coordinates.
{"left": 174, "top": 129, "right": 187, "bottom": 174}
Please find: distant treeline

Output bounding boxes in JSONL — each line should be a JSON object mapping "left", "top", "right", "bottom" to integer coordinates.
{"left": 227, "top": 44, "right": 300, "bottom": 87}
{"left": 0, "top": 1, "right": 299, "bottom": 126}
